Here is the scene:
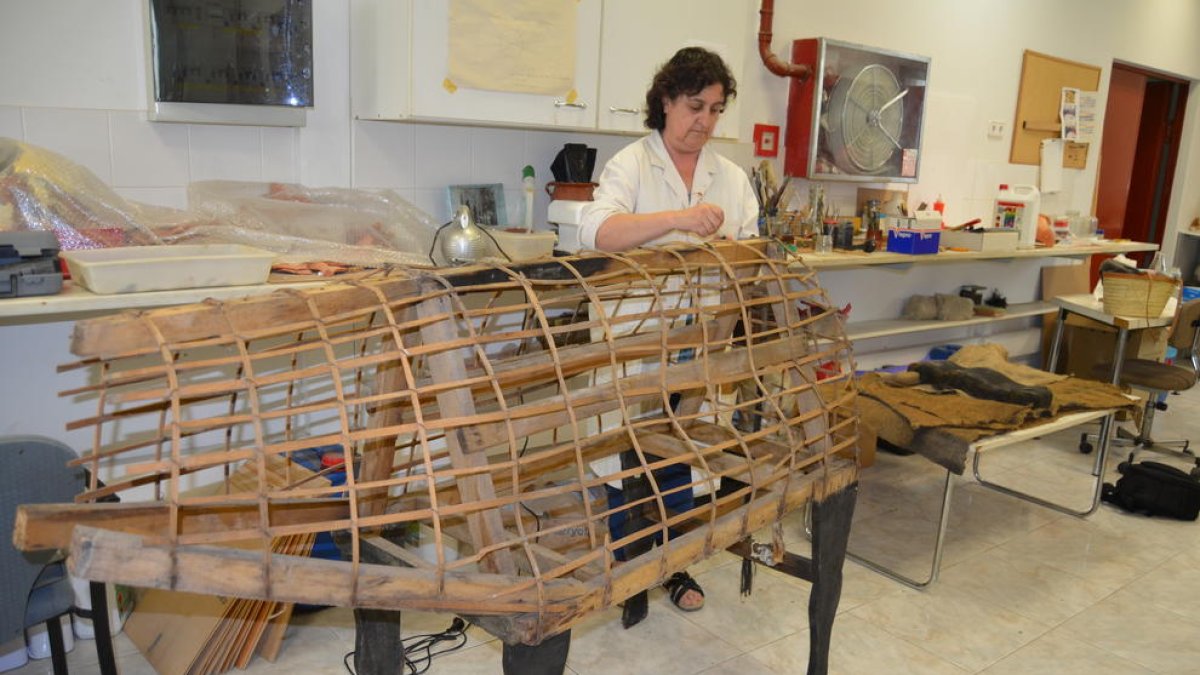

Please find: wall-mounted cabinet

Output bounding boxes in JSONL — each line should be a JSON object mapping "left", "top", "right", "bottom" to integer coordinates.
{"left": 351, "top": 0, "right": 748, "bottom": 139}
{"left": 597, "top": 0, "right": 749, "bottom": 139}
{"left": 352, "top": 0, "right": 601, "bottom": 129}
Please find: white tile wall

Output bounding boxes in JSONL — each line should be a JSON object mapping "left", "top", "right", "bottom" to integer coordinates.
{"left": 0, "top": 106, "right": 23, "bottom": 140}
{"left": 352, "top": 121, "right": 417, "bottom": 189}
{"left": 261, "top": 127, "right": 301, "bottom": 184}
{"left": 109, "top": 111, "right": 189, "bottom": 187}
{"left": 0, "top": 98, "right": 757, "bottom": 229}
{"left": 413, "top": 124, "right": 473, "bottom": 191}
{"left": 22, "top": 108, "right": 113, "bottom": 184}
{"left": 187, "top": 125, "right": 265, "bottom": 183}
{"left": 469, "top": 127, "right": 525, "bottom": 186}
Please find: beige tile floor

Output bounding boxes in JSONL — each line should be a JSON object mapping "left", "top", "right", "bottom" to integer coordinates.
{"left": 15, "top": 388, "right": 1200, "bottom": 674}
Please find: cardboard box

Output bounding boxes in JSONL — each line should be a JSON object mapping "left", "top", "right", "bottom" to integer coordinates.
{"left": 1062, "top": 313, "right": 1169, "bottom": 380}
{"left": 886, "top": 228, "right": 939, "bottom": 254}
{"left": 940, "top": 229, "right": 1019, "bottom": 252}
{"left": 911, "top": 209, "right": 943, "bottom": 230}
{"left": 835, "top": 421, "right": 877, "bottom": 469}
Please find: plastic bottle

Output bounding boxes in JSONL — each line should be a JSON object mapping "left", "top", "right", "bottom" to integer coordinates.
{"left": 26, "top": 616, "right": 73, "bottom": 660}
{"left": 933, "top": 194, "right": 945, "bottom": 227}
{"left": 993, "top": 184, "right": 1041, "bottom": 247}
{"left": 70, "top": 576, "right": 130, "bottom": 639}
{"left": 521, "top": 165, "right": 536, "bottom": 232}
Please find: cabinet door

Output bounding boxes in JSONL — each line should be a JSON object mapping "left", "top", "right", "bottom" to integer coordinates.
{"left": 409, "top": 0, "right": 601, "bottom": 128}
{"left": 351, "top": 0, "right": 412, "bottom": 120}
{"left": 597, "top": 0, "right": 750, "bottom": 139}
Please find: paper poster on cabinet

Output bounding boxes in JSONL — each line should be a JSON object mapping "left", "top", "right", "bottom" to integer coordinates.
{"left": 448, "top": 0, "right": 577, "bottom": 95}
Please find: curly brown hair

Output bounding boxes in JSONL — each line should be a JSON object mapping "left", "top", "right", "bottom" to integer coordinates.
{"left": 644, "top": 47, "right": 737, "bottom": 131}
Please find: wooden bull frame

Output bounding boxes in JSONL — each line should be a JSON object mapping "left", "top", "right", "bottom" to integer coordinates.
{"left": 14, "top": 239, "right": 858, "bottom": 674}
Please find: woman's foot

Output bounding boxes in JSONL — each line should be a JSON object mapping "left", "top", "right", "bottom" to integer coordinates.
{"left": 663, "top": 571, "right": 705, "bottom": 612}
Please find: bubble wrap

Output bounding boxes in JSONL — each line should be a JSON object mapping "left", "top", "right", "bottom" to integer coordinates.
{"left": 0, "top": 138, "right": 438, "bottom": 268}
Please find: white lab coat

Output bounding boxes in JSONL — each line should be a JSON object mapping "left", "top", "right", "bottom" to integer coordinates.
{"left": 581, "top": 130, "right": 757, "bottom": 489}
{"left": 578, "top": 131, "right": 760, "bottom": 250}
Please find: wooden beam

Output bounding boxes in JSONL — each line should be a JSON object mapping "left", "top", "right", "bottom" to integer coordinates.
{"left": 68, "top": 241, "right": 774, "bottom": 358}
{"left": 67, "top": 526, "right": 583, "bottom": 616}
{"left": 14, "top": 500, "right": 349, "bottom": 551}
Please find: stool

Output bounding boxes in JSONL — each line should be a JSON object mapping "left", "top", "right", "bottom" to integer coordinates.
{"left": 1080, "top": 299, "right": 1200, "bottom": 463}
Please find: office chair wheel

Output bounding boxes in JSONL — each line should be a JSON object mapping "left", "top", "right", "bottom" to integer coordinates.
{"left": 1079, "top": 432, "right": 1094, "bottom": 455}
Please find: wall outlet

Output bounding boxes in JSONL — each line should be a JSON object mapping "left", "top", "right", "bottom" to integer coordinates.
{"left": 987, "top": 121, "right": 1006, "bottom": 139}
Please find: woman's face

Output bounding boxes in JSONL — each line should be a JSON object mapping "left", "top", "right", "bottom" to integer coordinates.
{"left": 661, "top": 83, "right": 726, "bottom": 156}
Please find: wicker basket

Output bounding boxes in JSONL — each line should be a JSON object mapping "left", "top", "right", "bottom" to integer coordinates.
{"left": 1102, "top": 271, "right": 1179, "bottom": 317}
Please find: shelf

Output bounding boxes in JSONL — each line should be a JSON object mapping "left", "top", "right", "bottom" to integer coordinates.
{"left": 0, "top": 278, "right": 321, "bottom": 323}
{"left": 797, "top": 240, "right": 1157, "bottom": 270}
{"left": 845, "top": 301, "right": 1054, "bottom": 341}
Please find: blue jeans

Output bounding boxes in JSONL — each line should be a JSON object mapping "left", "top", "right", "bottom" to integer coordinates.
{"left": 605, "top": 459, "right": 694, "bottom": 562}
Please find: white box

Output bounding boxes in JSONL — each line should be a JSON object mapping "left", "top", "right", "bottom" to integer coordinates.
{"left": 940, "top": 229, "right": 1019, "bottom": 252}
{"left": 911, "top": 209, "right": 943, "bottom": 230}
{"left": 63, "top": 244, "right": 275, "bottom": 294}
{"left": 485, "top": 228, "right": 557, "bottom": 261}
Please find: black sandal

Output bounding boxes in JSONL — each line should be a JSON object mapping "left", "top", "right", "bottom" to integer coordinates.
{"left": 663, "top": 571, "right": 705, "bottom": 612}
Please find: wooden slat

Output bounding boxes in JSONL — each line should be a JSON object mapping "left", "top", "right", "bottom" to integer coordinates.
{"left": 14, "top": 500, "right": 349, "bottom": 551}
{"left": 417, "top": 289, "right": 517, "bottom": 576}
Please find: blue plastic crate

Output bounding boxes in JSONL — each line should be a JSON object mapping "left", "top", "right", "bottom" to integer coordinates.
{"left": 290, "top": 445, "right": 352, "bottom": 562}
{"left": 927, "top": 344, "right": 962, "bottom": 360}
{"left": 886, "top": 229, "right": 940, "bottom": 255}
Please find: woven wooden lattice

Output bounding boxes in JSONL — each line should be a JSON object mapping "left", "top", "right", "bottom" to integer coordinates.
{"left": 21, "top": 240, "right": 858, "bottom": 643}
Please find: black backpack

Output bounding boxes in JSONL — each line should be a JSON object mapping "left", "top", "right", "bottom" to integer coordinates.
{"left": 1101, "top": 456, "right": 1200, "bottom": 521}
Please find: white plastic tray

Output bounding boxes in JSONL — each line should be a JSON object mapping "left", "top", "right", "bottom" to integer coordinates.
{"left": 63, "top": 245, "right": 276, "bottom": 295}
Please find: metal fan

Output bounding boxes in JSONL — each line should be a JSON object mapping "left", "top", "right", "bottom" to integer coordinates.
{"left": 825, "top": 63, "right": 907, "bottom": 174}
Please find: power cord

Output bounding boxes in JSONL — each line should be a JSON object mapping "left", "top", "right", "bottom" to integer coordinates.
{"left": 428, "top": 220, "right": 453, "bottom": 266}
{"left": 342, "top": 617, "right": 470, "bottom": 675}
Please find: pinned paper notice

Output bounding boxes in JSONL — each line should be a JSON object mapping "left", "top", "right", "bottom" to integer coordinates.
{"left": 1040, "top": 138, "right": 1064, "bottom": 193}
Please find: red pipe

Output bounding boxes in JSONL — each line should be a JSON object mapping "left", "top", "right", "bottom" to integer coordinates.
{"left": 758, "top": 0, "right": 811, "bottom": 81}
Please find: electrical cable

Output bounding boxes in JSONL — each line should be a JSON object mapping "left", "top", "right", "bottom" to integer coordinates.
{"left": 342, "top": 618, "right": 470, "bottom": 675}
{"left": 428, "top": 220, "right": 452, "bottom": 266}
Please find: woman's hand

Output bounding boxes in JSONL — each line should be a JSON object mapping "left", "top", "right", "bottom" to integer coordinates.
{"left": 593, "top": 203, "right": 727, "bottom": 251}
{"left": 672, "top": 203, "right": 725, "bottom": 238}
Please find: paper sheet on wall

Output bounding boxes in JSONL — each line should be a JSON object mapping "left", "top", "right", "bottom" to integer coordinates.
{"left": 1061, "top": 87, "right": 1098, "bottom": 144}
{"left": 1075, "top": 91, "right": 1098, "bottom": 143}
{"left": 1040, "top": 138, "right": 1064, "bottom": 193}
{"left": 448, "top": 0, "right": 577, "bottom": 96}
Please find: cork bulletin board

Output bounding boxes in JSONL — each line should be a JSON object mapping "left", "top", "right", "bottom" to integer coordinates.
{"left": 1010, "top": 50, "right": 1102, "bottom": 168}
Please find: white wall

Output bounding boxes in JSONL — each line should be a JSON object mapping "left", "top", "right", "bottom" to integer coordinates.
{"left": 2, "top": 0, "right": 1200, "bottom": 452}
{"left": 739, "top": 0, "right": 1200, "bottom": 251}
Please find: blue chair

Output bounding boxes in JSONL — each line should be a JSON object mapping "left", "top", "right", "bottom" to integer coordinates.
{"left": 1, "top": 436, "right": 117, "bottom": 674}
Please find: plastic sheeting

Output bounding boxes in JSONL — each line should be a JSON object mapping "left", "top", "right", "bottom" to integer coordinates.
{"left": 0, "top": 138, "right": 438, "bottom": 268}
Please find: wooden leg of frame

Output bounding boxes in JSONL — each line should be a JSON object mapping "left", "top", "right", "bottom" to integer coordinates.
{"left": 353, "top": 608, "right": 403, "bottom": 675}
{"left": 501, "top": 630, "right": 571, "bottom": 675}
{"left": 806, "top": 482, "right": 857, "bottom": 675}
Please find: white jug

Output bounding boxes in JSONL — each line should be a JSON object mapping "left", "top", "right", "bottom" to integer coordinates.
{"left": 993, "top": 184, "right": 1041, "bottom": 247}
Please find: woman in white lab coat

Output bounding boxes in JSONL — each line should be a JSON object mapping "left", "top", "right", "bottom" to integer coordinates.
{"left": 579, "top": 46, "right": 759, "bottom": 625}
{"left": 579, "top": 48, "right": 759, "bottom": 250}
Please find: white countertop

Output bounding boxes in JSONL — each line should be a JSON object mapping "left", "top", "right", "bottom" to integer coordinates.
{"left": 0, "top": 239, "right": 1160, "bottom": 324}
{"left": 0, "top": 278, "right": 322, "bottom": 323}
{"left": 797, "top": 239, "right": 1156, "bottom": 269}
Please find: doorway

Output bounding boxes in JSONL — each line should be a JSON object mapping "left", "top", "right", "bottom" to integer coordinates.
{"left": 1093, "top": 62, "right": 1189, "bottom": 275}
